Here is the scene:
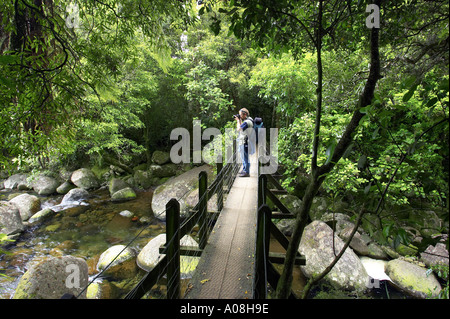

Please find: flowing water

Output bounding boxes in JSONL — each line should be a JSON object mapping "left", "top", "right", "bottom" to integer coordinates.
{"left": 0, "top": 188, "right": 165, "bottom": 299}
{"left": 1, "top": 188, "right": 405, "bottom": 299}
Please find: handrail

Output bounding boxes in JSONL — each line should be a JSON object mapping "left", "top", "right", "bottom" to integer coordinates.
{"left": 125, "top": 150, "right": 239, "bottom": 299}
{"left": 254, "top": 155, "right": 305, "bottom": 299}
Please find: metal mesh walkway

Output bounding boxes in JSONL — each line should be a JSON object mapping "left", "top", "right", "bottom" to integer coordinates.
{"left": 185, "top": 153, "right": 258, "bottom": 299}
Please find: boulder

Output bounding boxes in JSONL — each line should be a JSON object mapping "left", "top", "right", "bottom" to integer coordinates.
{"left": 367, "top": 242, "right": 389, "bottom": 260}
{"left": 3, "top": 174, "right": 28, "bottom": 190}
{"left": 158, "top": 164, "right": 178, "bottom": 178}
{"left": 149, "top": 164, "right": 178, "bottom": 178}
{"left": 13, "top": 255, "right": 89, "bottom": 299}
{"left": 137, "top": 234, "right": 199, "bottom": 277}
{"left": 111, "top": 187, "right": 137, "bottom": 202}
{"left": 32, "top": 175, "right": 59, "bottom": 196}
{"left": 409, "top": 210, "right": 442, "bottom": 237}
{"left": 385, "top": 258, "right": 442, "bottom": 299}
{"left": 299, "top": 220, "right": 369, "bottom": 293}
{"left": 61, "top": 188, "right": 89, "bottom": 205}
{"left": 152, "top": 150, "right": 170, "bottom": 165}
{"left": 151, "top": 165, "right": 213, "bottom": 220}
{"left": 309, "top": 197, "right": 329, "bottom": 220}
{"left": 321, "top": 212, "right": 356, "bottom": 233}
{"left": 108, "top": 178, "right": 131, "bottom": 196}
{"left": 28, "top": 208, "right": 56, "bottom": 224}
{"left": 9, "top": 193, "right": 41, "bottom": 221}
{"left": 56, "top": 181, "right": 76, "bottom": 194}
{"left": 185, "top": 189, "right": 218, "bottom": 212}
{"left": 48, "top": 188, "right": 89, "bottom": 213}
{"left": 0, "top": 201, "right": 24, "bottom": 236}
{"left": 134, "top": 170, "right": 153, "bottom": 189}
{"left": 274, "top": 219, "right": 296, "bottom": 236}
{"left": 279, "top": 194, "right": 302, "bottom": 215}
{"left": 96, "top": 245, "right": 137, "bottom": 280}
{"left": 71, "top": 168, "right": 100, "bottom": 190}
{"left": 420, "top": 243, "right": 449, "bottom": 268}
{"left": 86, "top": 280, "right": 117, "bottom": 299}
{"left": 339, "top": 226, "right": 370, "bottom": 256}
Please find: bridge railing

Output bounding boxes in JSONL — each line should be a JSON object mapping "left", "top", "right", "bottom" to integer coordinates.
{"left": 254, "top": 154, "right": 306, "bottom": 299}
{"left": 125, "top": 149, "right": 240, "bottom": 299}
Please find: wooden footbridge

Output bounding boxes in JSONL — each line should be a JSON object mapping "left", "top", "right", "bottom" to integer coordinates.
{"left": 68, "top": 144, "right": 305, "bottom": 299}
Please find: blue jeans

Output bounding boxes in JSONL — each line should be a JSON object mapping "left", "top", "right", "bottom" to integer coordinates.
{"left": 239, "top": 144, "right": 249, "bottom": 174}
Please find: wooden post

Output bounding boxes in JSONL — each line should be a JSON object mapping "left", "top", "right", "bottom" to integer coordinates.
{"left": 216, "top": 155, "right": 223, "bottom": 212}
{"left": 258, "top": 174, "right": 267, "bottom": 209}
{"left": 254, "top": 204, "right": 271, "bottom": 299}
{"left": 166, "top": 198, "right": 180, "bottom": 299}
{"left": 198, "top": 171, "right": 208, "bottom": 250}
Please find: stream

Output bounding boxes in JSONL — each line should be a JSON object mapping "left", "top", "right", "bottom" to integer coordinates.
{"left": 1, "top": 187, "right": 406, "bottom": 299}
{"left": 0, "top": 187, "right": 165, "bottom": 299}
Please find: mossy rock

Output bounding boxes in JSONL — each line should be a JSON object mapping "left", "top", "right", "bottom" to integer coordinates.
{"left": 111, "top": 187, "right": 137, "bottom": 202}
{"left": 97, "top": 245, "right": 137, "bottom": 280}
{"left": 385, "top": 259, "right": 442, "bottom": 298}
{"left": 152, "top": 151, "right": 170, "bottom": 165}
{"left": 13, "top": 256, "right": 88, "bottom": 299}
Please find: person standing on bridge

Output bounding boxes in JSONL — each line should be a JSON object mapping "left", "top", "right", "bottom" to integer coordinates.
{"left": 235, "top": 108, "right": 254, "bottom": 177}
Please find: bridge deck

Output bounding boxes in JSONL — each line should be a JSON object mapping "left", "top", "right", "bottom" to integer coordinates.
{"left": 185, "top": 152, "right": 258, "bottom": 299}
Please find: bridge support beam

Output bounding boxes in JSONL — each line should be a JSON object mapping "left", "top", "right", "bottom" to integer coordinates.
{"left": 166, "top": 198, "right": 181, "bottom": 299}
{"left": 254, "top": 204, "right": 271, "bottom": 299}
{"left": 198, "top": 171, "right": 208, "bottom": 250}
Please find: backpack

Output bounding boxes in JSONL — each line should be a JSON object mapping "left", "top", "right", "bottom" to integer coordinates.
{"left": 253, "top": 117, "right": 264, "bottom": 144}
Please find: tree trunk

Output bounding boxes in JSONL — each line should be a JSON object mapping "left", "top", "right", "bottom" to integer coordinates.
{"left": 275, "top": 0, "right": 382, "bottom": 299}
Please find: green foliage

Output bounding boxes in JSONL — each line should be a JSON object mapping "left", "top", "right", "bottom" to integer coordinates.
{"left": 249, "top": 53, "right": 315, "bottom": 125}
{"left": 0, "top": 0, "right": 193, "bottom": 170}
{"left": 427, "top": 265, "right": 449, "bottom": 299}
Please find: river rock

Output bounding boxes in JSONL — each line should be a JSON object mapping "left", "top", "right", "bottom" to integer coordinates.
{"left": 119, "top": 210, "right": 134, "bottom": 218}
{"left": 151, "top": 165, "right": 213, "bottom": 220}
{"left": 32, "top": 175, "right": 59, "bottom": 195}
{"left": 56, "top": 181, "right": 76, "bottom": 194}
{"left": 134, "top": 170, "right": 154, "bottom": 189}
{"left": 87, "top": 280, "right": 116, "bottom": 299}
{"left": 150, "top": 164, "right": 178, "bottom": 178}
{"left": 71, "top": 168, "right": 100, "bottom": 190}
{"left": 111, "top": 187, "right": 137, "bottom": 202}
{"left": 409, "top": 210, "right": 442, "bottom": 237}
{"left": 28, "top": 208, "right": 56, "bottom": 224}
{"left": 367, "top": 242, "right": 389, "bottom": 260}
{"left": 299, "top": 220, "right": 369, "bottom": 293}
{"left": 137, "top": 234, "right": 199, "bottom": 277}
{"left": 108, "top": 178, "right": 131, "bottom": 195}
{"left": 385, "top": 258, "right": 442, "bottom": 298}
{"left": 9, "top": 193, "right": 41, "bottom": 221}
{"left": 339, "top": 226, "right": 370, "bottom": 256}
{"left": 280, "top": 194, "right": 302, "bottom": 215}
{"left": 321, "top": 212, "right": 356, "bottom": 233}
{"left": 420, "top": 243, "right": 449, "bottom": 268}
{"left": 13, "top": 255, "right": 89, "bottom": 299}
{"left": 152, "top": 150, "right": 170, "bottom": 165}
{"left": 0, "top": 201, "right": 24, "bottom": 236}
{"left": 274, "top": 219, "right": 296, "bottom": 236}
{"left": 96, "top": 245, "right": 137, "bottom": 280}
{"left": 61, "top": 188, "right": 89, "bottom": 205}
{"left": 3, "top": 174, "right": 28, "bottom": 190}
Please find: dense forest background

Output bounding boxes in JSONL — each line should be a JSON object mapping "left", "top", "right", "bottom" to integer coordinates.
{"left": 0, "top": 0, "right": 448, "bottom": 298}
